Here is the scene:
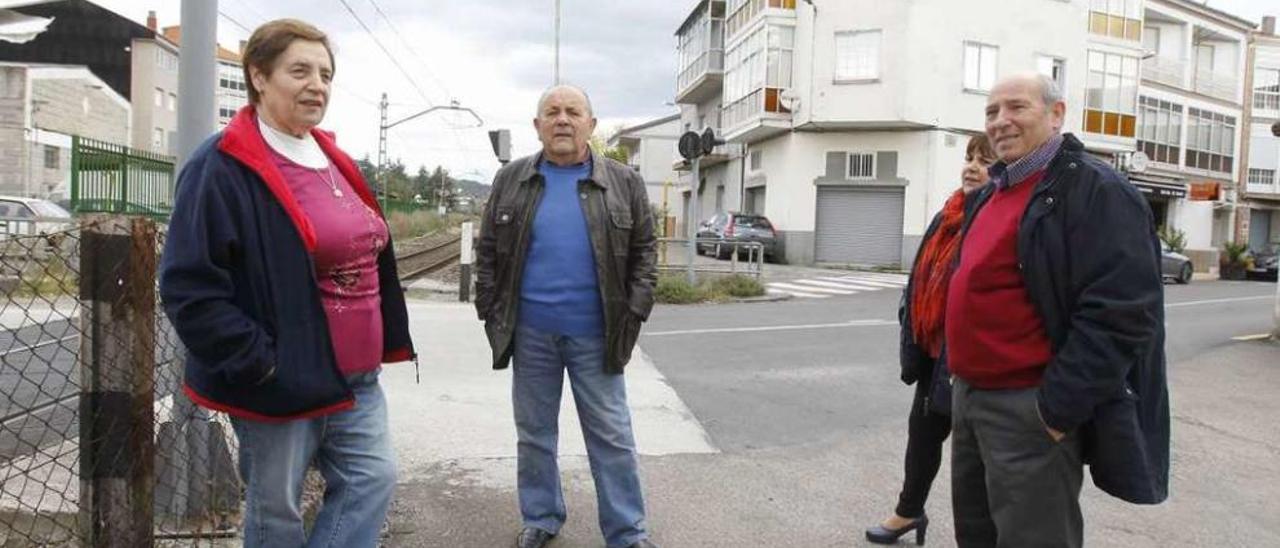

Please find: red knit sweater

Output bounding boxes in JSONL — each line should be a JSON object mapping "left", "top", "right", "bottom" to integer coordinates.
{"left": 945, "top": 170, "right": 1053, "bottom": 389}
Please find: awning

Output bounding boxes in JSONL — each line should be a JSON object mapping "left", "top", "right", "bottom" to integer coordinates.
{"left": 0, "top": 9, "right": 52, "bottom": 44}
{"left": 1128, "top": 174, "right": 1187, "bottom": 199}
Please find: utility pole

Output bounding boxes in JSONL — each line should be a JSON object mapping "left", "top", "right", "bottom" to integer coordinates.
{"left": 554, "top": 0, "right": 561, "bottom": 85}
{"left": 378, "top": 93, "right": 389, "bottom": 210}
{"left": 176, "top": 0, "right": 217, "bottom": 169}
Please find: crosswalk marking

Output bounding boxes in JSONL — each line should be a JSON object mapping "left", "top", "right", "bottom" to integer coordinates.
{"left": 767, "top": 282, "right": 856, "bottom": 295}
{"left": 768, "top": 272, "right": 909, "bottom": 300}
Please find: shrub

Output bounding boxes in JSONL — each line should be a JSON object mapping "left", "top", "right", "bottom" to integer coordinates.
{"left": 1157, "top": 226, "right": 1187, "bottom": 254}
{"left": 709, "top": 274, "right": 765, "bottom": 298}
{"left": 655, "top": 275, "right": 703, "bottom": 304}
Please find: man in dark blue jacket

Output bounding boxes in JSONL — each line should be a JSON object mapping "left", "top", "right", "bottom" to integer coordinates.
{"left": 946, "top": 73, "right": 1170, "bottom": 547}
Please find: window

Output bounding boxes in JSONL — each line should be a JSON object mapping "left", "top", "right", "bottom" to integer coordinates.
{"left": 847, "top": 152, "right": 875, "bottom": 179}
{"left": 1037, "top": 55, "right": 1066, "bottom": 90}
{"left": 153, "top": 128, "right": 164, "bottom": 151}
{"left": 1143, "top": 26, "right": 1160, "bottom": 55}
{"left": 750, "top": 149, "right": 762, "bottom": 171}
{"left": 723, "top": 24, "right": 795, "bottom": 128}
{"left": 1089, "top": 0, "right": 1142, "bottom": 41}
{"left": 1195, "top": 44, "right": 1215, "bottom": 77}
{"left": 43, "top": 145, "right": 58, "bottom": 169}
{"left": 727, "top": 0, "right": 797, "bottom": 38}
{"left": 154, "top": 88, "right": 163, "bottom": 107}
{"left": 0, "top": 201, "right": 33, "bottom": 218}
{"left": 1083, "top": 50, "right": 1139, "bottom": 138}
{"left": 0, "top": 67, "right": 23, "bottom": 99}
{"left": 1137, "top": 96, "right": 1182, "bottom": 165}
{"left": 1249, "top": 168, "right": 1276, "bottom": 186}
{"left": 834, "top": 30, "right": 880, "bottom": 82}
{"left": 1254, "top": 68, "right": 1280, "bottom": 111}
{"left": 963, "top": 42, "right": 998, "bottom": 92}
{"left": 1183, "top": 108, "right": 1235, "bottom": 173}
{"left": 168, "top": 92, "right": 177, "bottom": 111}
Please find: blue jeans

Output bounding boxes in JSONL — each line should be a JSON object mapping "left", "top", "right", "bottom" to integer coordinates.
{"left": 513, "top": 324, "right": 648, "bottom": 548}
{"left": 230, "top": 370, "right": 396, "bottom": 548}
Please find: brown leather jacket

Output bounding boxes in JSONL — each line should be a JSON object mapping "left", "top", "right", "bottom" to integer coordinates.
{"left": 474, "top": 150, "right": 657, "bottom": 373}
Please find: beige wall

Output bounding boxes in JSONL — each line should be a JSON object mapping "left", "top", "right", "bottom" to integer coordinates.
{"left": 130, "top": 39, "right": 180, "bottom": 154}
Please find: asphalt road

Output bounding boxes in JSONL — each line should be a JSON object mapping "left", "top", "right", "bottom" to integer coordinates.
{"left": 388, "top": 277, "right": 1280, "bottom": 547}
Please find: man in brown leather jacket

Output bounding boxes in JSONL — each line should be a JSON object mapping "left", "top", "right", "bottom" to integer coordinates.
{"left": 474, "top": 85, "right": 658, "bottom": 548}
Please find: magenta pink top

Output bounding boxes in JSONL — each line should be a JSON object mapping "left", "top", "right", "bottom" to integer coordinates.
{"left": 268, "top": 148, "right": 389, "bottom": 376}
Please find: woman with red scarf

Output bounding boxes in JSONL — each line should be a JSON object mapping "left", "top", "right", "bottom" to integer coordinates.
{"left": 865, "top": 135, "right": 996, "bottom": 545}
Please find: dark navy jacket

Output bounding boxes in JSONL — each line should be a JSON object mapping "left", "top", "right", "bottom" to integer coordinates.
{"left": 960, "top": 133, "right": 1170, "bottom": 504}
{"left": 159, "top": 106, "right": 415, "bottom": 422}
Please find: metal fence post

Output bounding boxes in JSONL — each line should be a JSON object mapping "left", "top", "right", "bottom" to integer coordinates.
{"left": 71, "top": 135, "right": 80, "bottom": 213}
{"left": 78, "top": 215, "right": 157, "bottom": 547}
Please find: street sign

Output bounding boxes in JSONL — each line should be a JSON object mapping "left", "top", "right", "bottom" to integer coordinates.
{"left": 700, "top": 127, "right": 724, "bottom": 155}
{"left": 488, "top": 129, "right": 511, "bottom": 164}
{"left": 678, "top": 131, "right": 702, "bottom": 160}
{"left": 1127, "top": 151, "right": 1151, "bottom": 173}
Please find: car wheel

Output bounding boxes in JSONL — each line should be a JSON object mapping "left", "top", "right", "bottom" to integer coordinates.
{"left": 715, "top": 244, "right": 730, "bottom": 260}
{"left": 1176, "top": 263, "right": 1192, "bottom": 284}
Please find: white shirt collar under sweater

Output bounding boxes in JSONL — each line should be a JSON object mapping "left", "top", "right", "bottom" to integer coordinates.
{"left": 258, "top": 116, "right": 329, "bottom": 169}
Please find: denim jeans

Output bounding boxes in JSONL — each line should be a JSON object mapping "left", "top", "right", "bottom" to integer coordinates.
{"left": 230, "top": 370, "right": 396, "bottom": 548}
{"left": 513, "top": 324, "right": 648, "bottom": 548}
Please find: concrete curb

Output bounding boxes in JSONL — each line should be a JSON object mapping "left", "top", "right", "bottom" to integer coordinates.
{"left": 733, "top": 292, "right": 793, "bottom": 304}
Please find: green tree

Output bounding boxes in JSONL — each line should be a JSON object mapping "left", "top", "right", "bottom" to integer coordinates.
{"left": 589, "top": 135, "right": 630, "bottom": 164}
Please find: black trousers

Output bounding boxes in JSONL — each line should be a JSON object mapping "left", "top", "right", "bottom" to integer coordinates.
{"left": 894, "top": 376, "right": 953, "bottom": 519}
{"left": 951, "top": 379, "right": 1084, "bottom": 548}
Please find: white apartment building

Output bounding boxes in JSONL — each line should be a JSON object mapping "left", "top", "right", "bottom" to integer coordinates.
{"left": 606, "top": 114, "right": 683, "bottom": 234}
{"left": 1243, "top": 16, "right": 1280, "bottom": 256}
{"left": 675, "top": 0, "right": 1095, "bottom": 266}
{"left": 1136, "top": 0, "right": 1253, "bottom": 271}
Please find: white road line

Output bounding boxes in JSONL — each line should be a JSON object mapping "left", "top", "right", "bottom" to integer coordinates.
{"left": 814, "top": 277, "right": 896, "bottom": 291}
{"left": 768, "top": 289, "right": 830, "bottom": 299}
{"left": 767, "top": 282, "right": 856, "bottom": 295}
{"left": 1166, "top": 295, "right": 1272, "bottom": 308}
{"left": 788, "top": 279, "right": 869, "bottom": 291}
{"left": 644, "top": 319, "right": 898, "bottom": 337}
{"left": 832, "top": 277, "right": 905, "bottom": 288}
{"left": 848, "top": 273, "right": 910, "bottom": 282}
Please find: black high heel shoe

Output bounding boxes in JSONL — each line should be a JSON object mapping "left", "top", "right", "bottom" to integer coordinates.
{"left": 865, "top": 514, "right": 928, "bottom": 545}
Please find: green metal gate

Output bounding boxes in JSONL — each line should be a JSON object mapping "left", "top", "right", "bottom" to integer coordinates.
{"left": 70, "top": 136, "right": 175, "bottom": 218}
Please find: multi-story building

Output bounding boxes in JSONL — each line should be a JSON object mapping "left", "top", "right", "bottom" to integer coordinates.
{"left": 158, "top": 25, "right": 249, "bottom": 130}
{"left": 0, "top": 62, "right": 130, "bottom": 198}
{"left": 130, "top": 11, "right": 180, "bottom": 155}
{"left": 606, "top": 114, "right": 683, "bottom": 233}
{"left": 1135, "top": 0, "right": 1253, "bottom": 271}
{"left": 1243, "top": 16, "right": 1280, "bottom": 256}
{"left": 674, "top": 0, "right": 1092, "bottom": 266}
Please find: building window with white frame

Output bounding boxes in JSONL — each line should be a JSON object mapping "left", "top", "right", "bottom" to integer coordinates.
{"left": 963, "top": 42, "right": 998, "bottom": 93}
{"left": 834, "top": 30, "right": 880, "bottom": 82}
{"left": 1254, "top": 68, "right": 1280, "bottom": 111}
{"left": 152, "top": 127, "right": 164, "bottom": 151}
{"left": 722, "top": 23, "right": 795, "bottom": 130}
{"left": 168, "top": 92, "right": 177, "bottom": 111}
{"left": 1037, "top": 55, "right": 1066, "bottom": 90}
{"left": 1248, "top": 168, "right": 1276, "bottom": 187}
{"left": 1089, "top": 0, "right": 1142, "bottom": 41}
{"left": 1084, "top": 50, "right": 1139, "bottom": 138}
{"left": 750, "top": 149, "right": 762, "bottom": 172}
{"left": 1184, "top": 107, "right": 1235, "bottom": 174}
{"left": 154, "top": 88, "right": 164, "bottom": 107}
{"left": 1137, "top": 96, "right": 1182, "bottom": 165}
{"left": 847, "top": 152, "right": 875, "bottom": 179}
{"left": 43, "top": 145, "right": 58, "bottom": 169}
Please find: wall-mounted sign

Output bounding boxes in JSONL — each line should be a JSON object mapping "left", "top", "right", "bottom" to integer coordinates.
{"left": 1188, "top": 181, "right": 1221, "bottom": 201}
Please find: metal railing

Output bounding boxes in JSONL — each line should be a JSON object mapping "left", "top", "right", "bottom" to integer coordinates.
{"left": 677, "top": 49, "right": 725, "bottom": 96}
{"left": 1192, "top": 69, "right": 1239, "bottom": 102}
{"left": 70, "top": 136, "right": 176, "bottom": 219}
{"left": 657, "top": 238, "right": 765, "bottom": 278}
{"left": 1141, "top": 56, "right": 1185, "bottom": 88}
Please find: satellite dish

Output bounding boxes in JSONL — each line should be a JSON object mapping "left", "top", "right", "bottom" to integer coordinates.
{"left": 779, "top": 89, "right": 800, "bottom": 111}
{"left": 1128, "top": 151, "right": 1151, "bottom": 173}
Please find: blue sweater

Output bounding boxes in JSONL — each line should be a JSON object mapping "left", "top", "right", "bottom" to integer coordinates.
{"left": 518, "top": 160, "right": 603, "bottom": 336}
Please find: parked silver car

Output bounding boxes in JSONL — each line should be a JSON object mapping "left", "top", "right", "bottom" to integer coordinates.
{"left": 696, "top": 212, "right": 777, "bottom": 261}
{"left": 1160, "top": 242, "right": 1193, "bottom": 284}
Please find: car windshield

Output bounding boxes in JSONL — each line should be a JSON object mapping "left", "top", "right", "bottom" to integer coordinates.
{"left": 29, "top": 200, "right": 71, "bottom": 218}
{"left": 733, "top": 215, "right": 772, "bottom": 229}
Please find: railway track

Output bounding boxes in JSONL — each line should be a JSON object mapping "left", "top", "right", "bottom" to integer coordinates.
{"left": 396, "top": 233, "right": 462, "bottom": 281}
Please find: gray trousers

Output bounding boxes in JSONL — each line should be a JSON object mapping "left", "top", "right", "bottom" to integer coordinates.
{"left": 951, "top": 379, "right": 1084, "bottom": 548}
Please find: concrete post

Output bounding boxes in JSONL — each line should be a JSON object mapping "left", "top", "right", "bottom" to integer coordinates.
{"left": 460, "top": 221, "right": 474, "bottom": 303}
{"left": 175, "top": 0, "right": 218, "bottom": 170}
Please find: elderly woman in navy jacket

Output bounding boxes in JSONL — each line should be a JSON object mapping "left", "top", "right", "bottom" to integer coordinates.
{"left": 159, "top": 19, "right": 414, "bottom": 548}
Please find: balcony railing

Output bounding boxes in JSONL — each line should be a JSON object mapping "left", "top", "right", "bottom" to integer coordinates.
{"left": 727, "top": 0, "right": 795, "bottom": 38}
{"left": 1247, "top": 182, "right": 1279, "bottom": 195}
{"left": 722, "top": 87, "right": 791, "bottom": 135}
{"left": 1255, "top": 92, "right": 1280, "bottom": 114}
{"left": 677, "top": 50, "right": 725, "bottom": 98}
{"left": 1193, "top": 69, "right": 1239, "bottom": 102}
{"left": 1142, "top": 56, "right": 1185, "bottom": 88}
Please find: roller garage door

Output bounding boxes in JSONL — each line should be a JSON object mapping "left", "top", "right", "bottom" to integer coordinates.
{"left": 815, "top": 186, "right": 904, "bottom": 265}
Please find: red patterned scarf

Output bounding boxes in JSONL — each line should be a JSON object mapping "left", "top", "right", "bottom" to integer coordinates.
{"left": 910, "top": 189, "right": 967, "bottom": 358}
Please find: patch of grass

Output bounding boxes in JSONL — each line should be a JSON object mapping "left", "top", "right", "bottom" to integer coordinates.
{"left": 386, "top": 211, "right": 471, "bottom": 242}
{"left": 655, "top": 274, "right": 766, "bottom": 304}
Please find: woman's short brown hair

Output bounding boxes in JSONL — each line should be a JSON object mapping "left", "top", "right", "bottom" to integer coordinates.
{"left": 966, "top": 134, "right": 996, "bottom": 162}
{"left": 241, "top": 19, "right": 334, "bottom": 104}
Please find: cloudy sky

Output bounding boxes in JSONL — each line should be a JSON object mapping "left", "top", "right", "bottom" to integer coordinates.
{"left": 92, "top": 0, "right": 1277, "bottom": 183}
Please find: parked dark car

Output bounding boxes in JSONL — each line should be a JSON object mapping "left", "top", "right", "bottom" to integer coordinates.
{"left": 1247, "top": 248, "right": 1278, "bottom": 281}
{"left": 696, "top": 212, "right": 777, "bottom": 261}
{"left": 1160, "top": 242, "right": 1193, "bottom": 284}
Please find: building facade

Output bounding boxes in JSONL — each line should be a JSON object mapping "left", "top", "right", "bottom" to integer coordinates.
{"left": 130, "top": 12, "right": 180, "bottom": 155}
{"left": 606, "top": 114, "right": 683, "bottom": 234}
{"left": 0, "top": 62, "right": 130, "bottom": 198}
{"left": 675, "top": 0, "right": 1094, "bottom": 266}
{"left": 1243, "top": 16, "right": 1280, "bottom": 256}
{"left": 1135, "top": 0, "right": 1253, "bottom": 272}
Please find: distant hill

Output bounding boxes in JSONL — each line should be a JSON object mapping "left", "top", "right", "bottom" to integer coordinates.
{"left": 454, "top": 179, "right": 491, "bottom": 201}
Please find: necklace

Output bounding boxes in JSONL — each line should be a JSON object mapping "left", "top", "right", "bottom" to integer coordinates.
{"left": 315, "top": 164, "right": 344, "bottom": 198}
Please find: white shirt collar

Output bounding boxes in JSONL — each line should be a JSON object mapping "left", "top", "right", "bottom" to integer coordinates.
{"left": 258, "top": 116, "right": 328, "bottom": 169}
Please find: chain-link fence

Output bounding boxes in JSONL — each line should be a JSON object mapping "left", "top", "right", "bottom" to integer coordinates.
{"left": 0, "top": 215, "right": 241, "bottom": 546}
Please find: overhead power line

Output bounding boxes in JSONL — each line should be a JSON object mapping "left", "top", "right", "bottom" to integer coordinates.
{"left": 334, "top": 0, "right": 435, "bottom": 107}
{"left": 365, "top": 0, "right": 453, "bottom": 100}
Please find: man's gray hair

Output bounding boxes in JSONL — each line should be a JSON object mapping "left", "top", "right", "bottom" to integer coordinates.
{"left": 1037, "top": 74, "right": 1064, "bottom": 107}
{"left": 537, "top": 84, "right": 595, "bottom": 117}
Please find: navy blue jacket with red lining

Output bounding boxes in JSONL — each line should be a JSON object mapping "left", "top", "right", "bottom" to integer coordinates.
{"left": 159, "top": 105, "right": 415, "bottom": 422}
